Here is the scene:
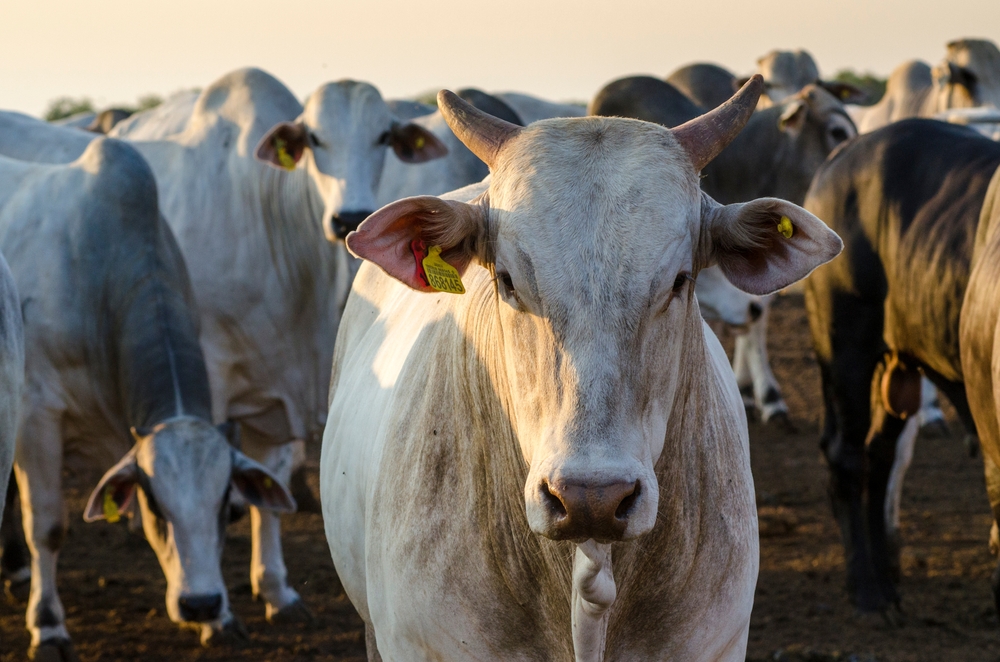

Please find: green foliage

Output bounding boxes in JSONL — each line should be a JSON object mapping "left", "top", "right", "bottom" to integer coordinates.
{"left": 43, "top": 96, "right": 95, "bottom": 122}
{"left": 134, "top": 94, "right": 163, "bottom": 112}
{"left": 412, "top": 90, "right": 440, "bottom": 107}
{"left": 833, "top": 70, "right": 887, "bottom": 106}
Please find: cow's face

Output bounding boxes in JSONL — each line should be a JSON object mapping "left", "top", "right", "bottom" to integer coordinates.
{"left": 347, "top": 84, "right": 842, "bottom": 544}
{"left": 757, "top": 50, "right": 821, "bottom": 106}
{"left": 254, "top": 82, "right": 447, "bottom": 241}
{"left": 85, "top": 418, "right": 294, "bottom": 638}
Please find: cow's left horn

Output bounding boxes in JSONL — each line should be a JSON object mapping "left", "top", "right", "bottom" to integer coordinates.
{"left": 438, "top": 89, "right": 522, "bottom": 170}
{"left": 671, "top": 74, "right": 764, "bottom": 172}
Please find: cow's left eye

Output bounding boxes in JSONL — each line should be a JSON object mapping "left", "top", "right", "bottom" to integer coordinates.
{"left": 673, "top": 272, "right": 691, "bottom": 292}
{"left": 377, "top": 131, "right": 391, "bottom": 146}
{"left": 497, "top": 272, "right": 519, "bottom": 304}
{"left": 308, "top": 131, "right": 323, "bottom": 148}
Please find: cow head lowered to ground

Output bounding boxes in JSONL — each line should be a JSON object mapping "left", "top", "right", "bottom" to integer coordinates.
{"left": 254, "top": 80, "right": 448, "bottom": 240}
{"left": 83, "top": 418, "right": 294, "bottom": 639}
{"left": 345, "top": 77, "right": 842, "bottom": 544}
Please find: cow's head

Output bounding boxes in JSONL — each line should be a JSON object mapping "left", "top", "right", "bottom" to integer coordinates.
{"left": 347, "top": 78, "right": 842, "bottom": 543}
{"left": 772, "top": 84, "right": 857, "bottom": 203}
{"left": 932, "top": 39, "right": 1000, "bottom": 112}
{"left": 694, "top": 265, "right": 764, "bottom": 328}
{"left": 84, "top": 418, "right": 294, "bottom": 639}
{"left": 254, "top": 81, "right": 448, "bottom": 241}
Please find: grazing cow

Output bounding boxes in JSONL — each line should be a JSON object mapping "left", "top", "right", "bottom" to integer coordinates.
{"left": 962, "top": 166, "right": 1000, "bottom": 615}
{"left": 666, "top": 63, "right": 739, "bottom": 110}
{"left": 855, "top": 39, "right": 1000, "bottom": 133}
{"left": 494, "top": 92, "right": 587, "bottom": 124}
{"left": 0, "top": 124, "right": 294, "bottom": 658}
{"left": 803, "top": 119, "right": 1000, "bottom": 613}
{"left": 377, "top": 89, "right": 523, "bottom": 206}
{"left": 322, "top": 79, "right": 842, "bottom": 661}
{"left": 591, "top": 76, "right": 856, "bottom": 422}
{"left": 0, "top": 260, "right": 23, "bottom": 528}
{"left": 109, "top": 67, "right": 446, "bottom": 622}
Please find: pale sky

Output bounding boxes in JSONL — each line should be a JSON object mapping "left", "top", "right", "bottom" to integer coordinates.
{"left": 1, "top": 0, "right": 998, "bottom": 117}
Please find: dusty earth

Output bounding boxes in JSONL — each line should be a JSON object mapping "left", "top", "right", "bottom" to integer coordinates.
{"left": 2, "top": 293, "right": 1000, "bottom": 661}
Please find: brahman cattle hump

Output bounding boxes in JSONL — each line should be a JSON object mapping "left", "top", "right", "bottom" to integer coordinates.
{"left": 803, "top": 119, "right": 1000, "bottom": 613}
{"left": 322, "top": 78, "right": 843, "bottom": 661}
{"left": 590, "top": 75, "right": 856, "bottom": 423}
{"left": 109, "top": 67, "right": 445, "bottom": 623}
{"left": 855, "top": 38, "right": 1000, "bottom": 133}
{"left": 962, "top": 166, "right": 1000, "bottom": 615}
{"left": 666, "top": 63, "right": 740, "bottom": 110}
{"left": 0, "top": 121, "right": 294, "bottom": 658}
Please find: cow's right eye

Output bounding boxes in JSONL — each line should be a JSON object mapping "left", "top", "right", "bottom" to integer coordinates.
{"left": 497, "top": 272, "right": 520, "bottom": 305}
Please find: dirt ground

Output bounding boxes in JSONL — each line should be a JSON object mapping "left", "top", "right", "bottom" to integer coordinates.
{"left": 2, "top": 293, "right": 999, "bottom": 661}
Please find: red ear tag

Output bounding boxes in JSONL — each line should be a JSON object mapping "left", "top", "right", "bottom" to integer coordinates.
{"left": 411, "top": 239, "right": 430, "bottom": 288}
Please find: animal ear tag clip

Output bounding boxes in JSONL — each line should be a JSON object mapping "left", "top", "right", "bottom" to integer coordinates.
{"left": 777, "top": 215, "right": 794, "bottom": 239}
{"left": 410, "top": 239, "right": 465, "bottom": 294}
{"left": 274, "top": 137, "right": 297, "bottom": 171}
{"left": 103, "top": 489, "right": 121, "bottom": 523}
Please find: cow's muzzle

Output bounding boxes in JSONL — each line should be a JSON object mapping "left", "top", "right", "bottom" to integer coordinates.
{"left": 537, "top": 479, "right": 640, "bottom": 542}
{"left": 325, "top": 210, "right": 373, "bottom": 241}
{"left": 178, "top": 593, "right": 223, "bottom": 622}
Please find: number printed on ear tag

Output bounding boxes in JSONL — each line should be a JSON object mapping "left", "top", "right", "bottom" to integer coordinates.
{"left": 422, "top": 245, "right": 465, "bottom": 294}
{"left": 777, "top": 216, "right": 794, "bottom": 239}
{"left": 103, "top": 489, "right": 121, "bottom": 523}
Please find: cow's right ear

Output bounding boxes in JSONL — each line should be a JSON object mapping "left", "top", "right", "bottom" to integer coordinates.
{"left": 255, "top": 121, "right": 309, "bottom": 171}
{"left": 84, "top": 449, "right": 139, "bottom": 523}
{"left": 346, "top": 196, "right": 486, "bottom": 291}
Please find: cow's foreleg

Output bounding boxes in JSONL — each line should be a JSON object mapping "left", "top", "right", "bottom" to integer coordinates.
{"left": 243, "top": 437, "right": 311, "bottom": 622}
{"left": 732, "top": 296, "right": 790, "bottom": 426}
{"left": 15, "top": 411, "right": 75, "bottom": 660}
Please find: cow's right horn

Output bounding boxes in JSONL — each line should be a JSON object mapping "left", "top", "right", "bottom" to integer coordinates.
{"left": 672, "top": 74, "right": 764, "bottom": 172}
{"left": 438, "top": 89, "right": 522, "bottom": 170}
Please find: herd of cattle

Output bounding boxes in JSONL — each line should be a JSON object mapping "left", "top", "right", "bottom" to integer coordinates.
{"left": 0, "top": 36, "right": 998, "bottom": 661}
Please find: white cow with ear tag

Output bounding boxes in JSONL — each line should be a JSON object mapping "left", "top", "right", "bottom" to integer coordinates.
{"left": 322, "top": 78, "right": 842, "bottom": 661}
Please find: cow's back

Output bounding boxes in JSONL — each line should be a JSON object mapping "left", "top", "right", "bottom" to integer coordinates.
{"left": 805, "top": 119, "right": 1000, "bottom": 379}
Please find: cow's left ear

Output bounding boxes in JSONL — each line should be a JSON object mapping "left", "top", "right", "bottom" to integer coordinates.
{"left": 84, "top": 448, "right": 140, "bottom": 523}
{"left": 778, "top": 99, "right": 808, "bottom": 136}
{"left": 231, "top": 451, "right": 296, "bottom": 513}
{"left": 934, "top": 61, "right": 978, "bottom": 93}
{"left": 388, "top": 122, "right": 448, "bottom": 163}
{"left": 346, "top": 195, "right": 485, "bottom": 291}
{"left": 706, "top": 196, "right": 843, "bottom": 295}
{"left": 256, "top": 121, "right": 309, "bottom": 170}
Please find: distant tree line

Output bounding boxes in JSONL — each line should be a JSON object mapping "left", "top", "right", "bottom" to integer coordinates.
{"left": 832, "top": 70, "right": 887, "bottom": 106}
{"left": 43, "top": 93, "right": 165, "bottom": 122}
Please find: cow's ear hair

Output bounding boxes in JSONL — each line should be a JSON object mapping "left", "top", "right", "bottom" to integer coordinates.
{"left": 388, "top": 122, "right": 449, "bottom": 163}
{"left": 705, "top": 196, "right": 843, "bottom": 295}
{"left": 255, "top": 121, "right": 309, "bottom": 170}
{"left": 230, "top": 451, "right": 296, "bottom": 513}
{"left": 217, "top": 420, "right": 241, "bottom": 450}
{"left": 84, "top": 449, "right": 139, "bottom": 523}
{"left": 778, "top": 99, "right": 808, "bottom": 136}
{"left": 346, "top": 195, "right": 486, "bottom": 291}
{"left": 818, "top": 80, "right": 868, "bottom": 104}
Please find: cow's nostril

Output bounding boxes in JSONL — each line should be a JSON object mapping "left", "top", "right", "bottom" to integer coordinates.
{"left": 328, "top": 210, "right": 373, "bottom": 239}
{"left": 540, "top": 481, "right": 567, "bottom": 518}
{"left": 615, "top": 481, "right": 640, "bottom": 519}
{"left": 178, "top": 593, "right": 223, "bottom": 622}
{"left": 748, "top": 302, "right": 763, "bottom": 322}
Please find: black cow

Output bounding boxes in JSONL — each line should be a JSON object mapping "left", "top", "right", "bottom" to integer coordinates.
{"left": 803, "top": 118, "right": 1000, "bottom": 612}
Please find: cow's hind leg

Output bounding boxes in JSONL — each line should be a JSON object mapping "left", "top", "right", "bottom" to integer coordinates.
{"left": 732, "top": 296, "right": 792, "bottom": 428}
{"left": 242, "top": 435, "right": 311, "bottom": 623}
{"left": 15, "top": 411, "right": 76, "bottom": 661}
{"left": 1, "top": 472, "right": 31, "bottom": 602}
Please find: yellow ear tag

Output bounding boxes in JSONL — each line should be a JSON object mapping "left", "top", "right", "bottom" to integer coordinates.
{"left": 777, "top": 216, "right": 794, "bottom": 239}
{"left": 274, "top": 138, "right": 297, "bottom": 171}
{"left": 264, "top": 477, "right": 273, "bottom": 489}
{"left": 414, "top": 135, "right": 426, "bottom": 150}
{"left": 422, "top": 245, "right": 465, "bottom": 294}
{"left": 103, "top": 489, "right": 121, "bottom": 524}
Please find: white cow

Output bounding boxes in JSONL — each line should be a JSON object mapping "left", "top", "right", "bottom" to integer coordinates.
{"left": 109, "top": 67, "right": 446, "bottom": 622}
{"left": 0, "top": 119, "right": 294, "bottom": 658}
{"left": 322, "top": 79, "right": 843, "bottom": 661}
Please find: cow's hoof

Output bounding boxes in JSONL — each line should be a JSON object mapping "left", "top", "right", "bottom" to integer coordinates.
{"left": 201, "top": 616, "right": 249, "bottom": 647}
{"left": 919, "top": 418, "right": 951, "bottom": 440}
{"left": 965, "top": 434, "right": 980, "bottom": 458}
{"left": 4, "top": 571, "right": 30, "bottom": 604}
{"left": 764, "top": 411, "right": 797, "bottom": 433}
{"left": 29, "top": 638, "right": 79, "bottom": 662}
{"left": 267, "top": 598, "right": 314, "bottom": 624}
